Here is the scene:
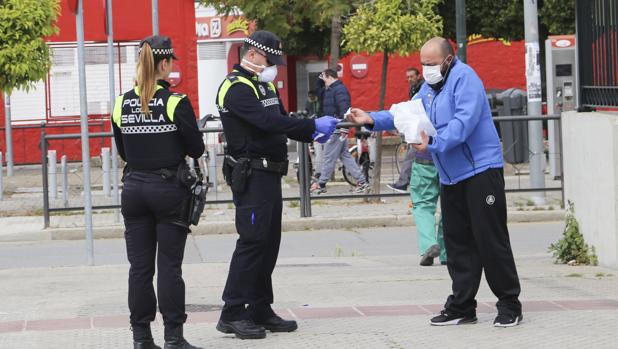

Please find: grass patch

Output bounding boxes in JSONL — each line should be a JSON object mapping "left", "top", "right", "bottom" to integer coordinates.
{"left": 565, "top": 273, "right": 583, "bottom": 278}
{"left": 288, "top": 201, "right": 299, "bottom": 208}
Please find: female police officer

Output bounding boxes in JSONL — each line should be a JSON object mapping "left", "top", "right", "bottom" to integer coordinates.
{"left": 111, "top": 35, "right": 204, "bottom": 349}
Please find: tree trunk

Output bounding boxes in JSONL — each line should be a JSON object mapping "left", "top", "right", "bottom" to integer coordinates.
{"left": 329, "top": 15, "right": 342, "bottom": 69}
{"left": 371, "top": 49, "right": 389, "bottom": 199}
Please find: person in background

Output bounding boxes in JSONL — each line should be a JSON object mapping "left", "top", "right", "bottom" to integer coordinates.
{"left": 387, "top": 67, "right": 425, "bottom": 193}
{"left": 305, "top": 90, "right": 320, "bottom": 117}
{"left": 311, "top": 69, "right": 369, "bottom": 194}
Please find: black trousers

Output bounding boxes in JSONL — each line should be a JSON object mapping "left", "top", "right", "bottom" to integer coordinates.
{"left": 221, "top": 170, "right": 283, "bottom": 321}
{"left": 122, "top": 171, "right": 190, "bottom": 329}
{"left": 440, "top": 168, "right": 522, "bottom": 316}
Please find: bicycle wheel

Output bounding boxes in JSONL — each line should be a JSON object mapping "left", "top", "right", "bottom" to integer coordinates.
{"left": 342, "top": 153, "right": 373, "bottom": 186}
{"left": 342, "top": 164, "right": 356, "bottom": 186}
{"left": 394, "top": 143, "right": 409, "bottom": 174}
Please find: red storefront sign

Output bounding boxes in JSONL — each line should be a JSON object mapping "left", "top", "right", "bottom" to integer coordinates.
{"left": 195, "top": 16, "right": 256, "bottom": 40}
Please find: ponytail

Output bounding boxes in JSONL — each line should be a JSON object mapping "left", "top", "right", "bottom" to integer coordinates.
{"left": 135, "top": 43, "right": 156, "bottom": 115}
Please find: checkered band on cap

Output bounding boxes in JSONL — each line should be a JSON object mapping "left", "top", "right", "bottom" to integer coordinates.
{"left": 139, "top": 47, "right": 174, "bottom": 56}
{"left": 244, "top": 38, "right": 283, "bottom": 56}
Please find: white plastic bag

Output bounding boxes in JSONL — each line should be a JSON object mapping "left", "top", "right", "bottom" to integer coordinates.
{"left": 390, "top": 99, "right": 436, "bottom": 144}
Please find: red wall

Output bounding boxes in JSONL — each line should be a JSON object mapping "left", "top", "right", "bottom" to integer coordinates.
{"left": 0, "top": 0, "right": 198, "bottom": 165}
{"left": 340, "top": 40, "right": 526, "bottom": 111}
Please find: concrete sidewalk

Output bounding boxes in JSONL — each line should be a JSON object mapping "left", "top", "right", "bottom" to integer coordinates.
{"left": 0, "top": 197, "right": 565, "bottom": 242}
{"left": 0, "top": 225, "right": 616, "bottom": 348}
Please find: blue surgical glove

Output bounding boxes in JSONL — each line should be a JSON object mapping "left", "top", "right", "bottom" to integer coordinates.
{"left": 313, "top": 116, "right": 337, "bottom": 143}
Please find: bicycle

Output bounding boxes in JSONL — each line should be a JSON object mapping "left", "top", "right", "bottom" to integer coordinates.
{"left": 394, "top": 133, "right": 413, "bottom": 175}
{"left": 341, "top": 127, "right": 373, "bottom": 186}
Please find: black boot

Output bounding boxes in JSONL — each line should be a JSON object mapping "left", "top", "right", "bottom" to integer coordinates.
{"left": 132, "top": 325, "right": 161, "bottom": 349}
{"left": 163, "top": 325, "right": 202, "bottom": 349}
{"left": 216, "top": 319, "right": 266, "bottom": 339}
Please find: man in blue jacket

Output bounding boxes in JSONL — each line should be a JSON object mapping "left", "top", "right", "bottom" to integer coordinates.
{"left": 312, "top": 69, "right": 368, "bottom": 194}
{"left": 348, "top": 37, "right": 522, "bottom": 327}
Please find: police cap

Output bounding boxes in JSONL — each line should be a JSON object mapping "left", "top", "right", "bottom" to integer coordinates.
{"left": 244, "top": 30, "right": 286, "bottom": 66}
{"left": 140, "top": 35, "right": 178, "bottom": 60}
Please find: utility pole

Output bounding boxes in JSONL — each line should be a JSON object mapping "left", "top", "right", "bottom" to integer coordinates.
{"left": 456, "top": 0, "right": 467, "bottom": 63}
{"left": 523, "top": 0, "right": 546, "bottom": 205}
{"left": 106, "top": 0, "right": 120, "bottom": 222}
{"left": 152, "top": 0, "right": 159, "bottom": 35}
{"left": 76, "top": 0, "right": 95, "bottom": 265}
{"left": 3, "top": 93, "right": 13, "bottom": 176}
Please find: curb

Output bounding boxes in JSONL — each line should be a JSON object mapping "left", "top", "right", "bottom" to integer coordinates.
{"left": 0, "top": 210, "right": 565, "bottom": 242}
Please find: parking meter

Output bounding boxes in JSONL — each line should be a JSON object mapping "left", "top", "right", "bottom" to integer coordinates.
{"left": 545, "top": 35, "right": 578, "bottom": 179}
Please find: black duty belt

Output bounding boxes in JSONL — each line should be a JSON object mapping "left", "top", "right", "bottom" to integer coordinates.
{"left": 131, "top": 167, "right": 177, "bottom": 178}
{"left": 250, "top": 158, "right": 289, "bottom": 175}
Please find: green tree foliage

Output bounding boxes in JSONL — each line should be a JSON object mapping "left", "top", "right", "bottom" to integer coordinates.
{"left": 539, "top": 0, "right": 576, "bottom": 35}
{"left": 199, "top": 0, "right": 358, "bottom": 56}
{"left": 439, "top": 0, "right": 575, "bottom": 41}
{"left": 342, "top": 0, "right": 442, "bottom": 195}
{"left": 549, "top": 201, "right": 598, "bottom": 266}
{"left": 343, "top": 0, "right": 443, "bottom": 58}
{"left": 0, "top": 0, "right": 60, "bottom": 93}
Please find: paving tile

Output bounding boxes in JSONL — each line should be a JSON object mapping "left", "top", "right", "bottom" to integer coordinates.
{"left": 0, "top": 320, "right": 24, "bottom": 333}
{"left": 93, "top": 315, "right": 128, "bottom": 329}
{"left": 555, "top": 299, "right": 618, "bottom": 310}
{"left": 26, "top": 317, "right": 91, "bottom": 332}
{"left": 186, "top": 311, "right": 220, "bottom": 324}
{"left": 356, "top": 305, "right": 427, "bottom": 316}
{"left": 291, "top": 306, "right": 362, "bottom": 319}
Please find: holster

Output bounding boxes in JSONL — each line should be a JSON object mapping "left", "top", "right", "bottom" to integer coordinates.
{"left": 223, "top": 155, "right": 252, "bottom": 194}
{"left": 176, "top": 162, "right": 197, "bottom": 189}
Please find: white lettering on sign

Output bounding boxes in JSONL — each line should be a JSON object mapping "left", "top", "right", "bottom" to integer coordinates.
{"left": 211, "top": 18, "right": 222, "bottom": 38}
{"left": 169, "top": 72, "right": 180, "bottom": 79}
{"left": 352, "top": 63, "right": 367, "bottom": 70}
{"left": 196, "top": 22, "right": 209, "bottom": 38}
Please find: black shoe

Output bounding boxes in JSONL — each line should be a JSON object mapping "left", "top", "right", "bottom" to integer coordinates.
{"left": 493, "top": 313, "right": 523, "bottom": 327}
{"left": 255, "top": 315, "right": 298, "bottom": 332}
{"left": 420, "top": 245, "right": 440, "bottom": 266}
{"left": 216, "top": 319, "right": 266, "bottom": 340}
{"left": 134, "top": 340, "right": 162, "bottom": 349}
{"left": 163, "top": 326, "right": 202, "bottom": 349}
{"left": 430, "top": 310, "right": 478, "bottom": 326}
{"left": 133, "top": 325, "right": 161, "bottom": 349}
{"left": 386, "top": 183, "right": 408, "bottom": 193}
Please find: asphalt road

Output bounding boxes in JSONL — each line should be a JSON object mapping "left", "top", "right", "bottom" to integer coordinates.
{"left": 0, "top": 222, "right": 564, "bottom": 269}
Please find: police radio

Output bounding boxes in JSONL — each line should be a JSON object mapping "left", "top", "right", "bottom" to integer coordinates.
{"left": 188, "top": 158, "right": 208, "bottom": 226}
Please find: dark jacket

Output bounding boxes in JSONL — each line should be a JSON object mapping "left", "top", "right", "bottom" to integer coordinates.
{"left": 409, "top": 78, "right": 424, "bottom": 99}
{"left": 215, "top": 64, "right": 315, "bottom": 162}
{"left": 111, "top": 80, "right": 204, "bottom": 170}
{"left": 318, "top": 79, "right": 350, "bottom": 119}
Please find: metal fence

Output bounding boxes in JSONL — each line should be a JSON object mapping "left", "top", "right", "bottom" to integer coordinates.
{"left": 577, "top": 0, "right": 618, "bottom": 107}
{"left": 39, "top": 115, "right": 564, "bottom": 227}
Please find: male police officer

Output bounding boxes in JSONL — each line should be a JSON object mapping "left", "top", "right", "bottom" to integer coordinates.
{"left": 215, "top": 31, "right": 337, "bottom": 340}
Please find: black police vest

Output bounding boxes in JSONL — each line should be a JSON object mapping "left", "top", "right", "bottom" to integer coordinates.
{"left": 112, "top": 85, "right": 187, "bottom": 170}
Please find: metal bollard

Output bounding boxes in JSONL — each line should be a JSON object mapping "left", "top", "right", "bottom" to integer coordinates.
{"left": 48, "top": 150, "right": 57, "bottom": 200}
{"left": 0, "top": 152, "right": 3, "bottom": 201}
{"left": 207, "top": 149, "right": 218, "bottom": 197}
{"left": 61, "top": 155, "right": 68, "bottom": 207}
{"left": 102, "top": 147, "right": 111, "bottom": 197}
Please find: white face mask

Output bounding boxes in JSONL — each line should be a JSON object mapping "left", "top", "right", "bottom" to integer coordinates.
{"left": 242, "top": 58, "right": 278, "bottom": 83}
{"left": 422, "top": 56, "right": 452, "bottom": 85}
{"left": 258, "top": 65, "right": 278, "bottom": 83}
{"left": 422, "top": 64, "right": 443, "bottom": 85}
